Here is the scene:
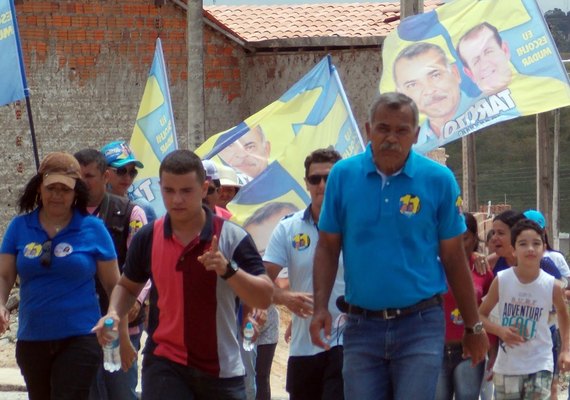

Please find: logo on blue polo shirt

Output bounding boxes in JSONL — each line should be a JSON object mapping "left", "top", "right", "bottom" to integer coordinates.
{"left": 292, "top": 233, "right": 310, "bottom": 251}
{"left": 455, "top": 196, "right": 463, "bottom": 214}
{"left": 399, "top": 194, "right": 421, "bottom": 217}
{"left": 23, "top": 242, "right": 43, "bottom": 258}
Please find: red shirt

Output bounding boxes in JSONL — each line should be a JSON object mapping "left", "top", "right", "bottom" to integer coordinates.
{"left": 443, "top": 254, "right": 494, "bottom": 342}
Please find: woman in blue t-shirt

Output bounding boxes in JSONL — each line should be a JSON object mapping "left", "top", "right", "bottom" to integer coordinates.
{"left": 0, "top": 152, "right": 120, "bottom": 400}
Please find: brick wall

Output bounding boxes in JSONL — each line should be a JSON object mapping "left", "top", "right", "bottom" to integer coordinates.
{"left": 0, "top": 0, "right": 381, "bottom": 232}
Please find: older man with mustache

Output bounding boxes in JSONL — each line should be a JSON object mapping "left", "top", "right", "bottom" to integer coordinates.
{"left": 310, "top": 92, "right": 489, "bottom": 400}
{"left": 393, "top": 42, "right": 472, "bottom": 152}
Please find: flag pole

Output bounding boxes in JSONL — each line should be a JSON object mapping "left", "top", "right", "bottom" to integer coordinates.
{"left": 9, "top": 0, "right": 39, "bottom": 170}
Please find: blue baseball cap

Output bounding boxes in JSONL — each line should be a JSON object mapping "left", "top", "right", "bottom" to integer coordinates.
{"left": 523, "top": 209, "right": 546, "bottom": 229}
{"left": 101, "top": 140, "right": 144, "bottom": 168}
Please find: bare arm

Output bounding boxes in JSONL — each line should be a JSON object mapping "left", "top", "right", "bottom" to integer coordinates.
{"left": 554, "top": 281, "right": 570, "bottom": 371}
{"left": 265, "top": 261, "right": 313, "bottom": 318}
{"left": 96, "top": 259, "right": 137, "bottom": 371}
{"left": 479, "top": 277, "right": 524, "bottom": 346}
{"left": 309, "top": 231, "right": 341, "bottom": 349}
{"left": 0, "top": 254, "right": 17, "bottom": 335}
{"left": 440, "top": 235, "right": 489, "bottom": 364}
{"left": 198, "top": 236, "right": 273, "bottom": 309}
{"left": 92, "top": 274, "right": 145, "bottom": 346}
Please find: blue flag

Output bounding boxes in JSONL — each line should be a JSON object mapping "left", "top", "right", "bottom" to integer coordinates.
{"left": 0, "top": 0, "right": 26, "bottom": 107}
{"left": 129, "top": 38, "right": 178, "bottom": 217}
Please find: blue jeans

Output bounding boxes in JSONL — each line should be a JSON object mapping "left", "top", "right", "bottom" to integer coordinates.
{"left": 89, "top": 330, "right": 142, "bottom": 400}
{"left": 16, "top": 335, "right": 102, "bottom": 400}
{"left": 435, "top": 343, "right": 484, "bottom": 400}
{"left": 141, "top": 354, "right": 246, "bottom": 400}
{"left": 343, "top": 305, "right": 444, "bottom": 400}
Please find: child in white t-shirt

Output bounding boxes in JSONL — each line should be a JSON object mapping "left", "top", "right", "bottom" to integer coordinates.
{"left": 479, "top": 219, "right": 570, "bottom": 400}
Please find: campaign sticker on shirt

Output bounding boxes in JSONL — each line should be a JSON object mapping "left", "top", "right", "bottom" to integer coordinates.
{"left": 54, "top": 243, "right": 73, "bottom": 257}
{"left": 23, "top": 242, "right": 43, "bottom": 258}
{"left": 291, "top": 233, "right": 310, "bottom": 251}
{"left": 129, "top": 219, "right": 143, "bottom": 235}
{"left": 456, "top": 196, "right": 463, "bottom": 214}
{"left": 399, "top": 194, "right": 421, "bottom": 217}
{"left": 450, "top": 308, "right": 464, "bottom": 325}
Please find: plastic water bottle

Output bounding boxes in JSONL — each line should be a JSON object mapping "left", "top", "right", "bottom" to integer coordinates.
{"left": 103, "top": 318, "right": 121, "bottom": 372}
{"left": 242, "top": 322, "right": 255, "bottom": 351}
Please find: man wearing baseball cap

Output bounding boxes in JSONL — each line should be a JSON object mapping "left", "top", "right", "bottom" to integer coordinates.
{"left": 101, "top": 140, "right": 156, "bottom": 224}
{"left": 202, "top": 160, "right": 232, "bottom": 220}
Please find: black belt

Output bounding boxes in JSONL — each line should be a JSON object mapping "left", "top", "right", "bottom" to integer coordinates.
{"left": 347, "top": 294, "right": 443, "bottom": 320}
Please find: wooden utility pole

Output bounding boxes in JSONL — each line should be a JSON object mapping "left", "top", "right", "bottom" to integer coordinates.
{"left": 552, "top": 109, "right": 560, "bottom": 249}
{"left": 462, "top": 135, "right": 477, "bottom": 212}
{"left": 536, "top": 112, "right": 553, "bottom": 240}
{"left": 400, "top": 0, "right": 423, "bottom": 19}
{"left": 187, "top": 0, "right": 205, "bottom": 150}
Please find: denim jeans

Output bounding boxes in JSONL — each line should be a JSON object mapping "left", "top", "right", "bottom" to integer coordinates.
{"left": 343, "top": 305, "right": 444, "bottom": 400}
{"left": 89, "top": 330, "right": 143, "bottom": 400}
{"left": 16, "top": 335, "right": 102, "bottom": 400}
{"left": 141, "top": 353, "right": 246, "bottom": 400}
{"left": 435, "top": 343, "right": 484, "bottom": 400}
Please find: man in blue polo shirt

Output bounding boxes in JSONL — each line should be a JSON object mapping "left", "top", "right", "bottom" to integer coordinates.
{"left": 310, "top": 92, "right": 489, "bottom": 399}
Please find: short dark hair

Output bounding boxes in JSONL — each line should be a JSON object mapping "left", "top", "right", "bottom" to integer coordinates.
{"left": 511, "top": 219, "right": 545, "bottom": 247}
{"left": 243, "top": 202, "right": 299, "bottom": 228}
{"left": 74, "top": 149, "right": 107, "bottom": 174}
{"left": 493, "top": 210, "right": 525, "bottom": 228}
{"left": 464, "top": 212, "right": 479, "bottom": 252}
{"left": 393, "top": 42, "right": 449, "bottom": 84}
{"left": 369, "top": 92, "right": 419, "bottom": 128}
{"left": 159, "top": 150, "right": 205, "bottom": 183}
{"left": 457, "top": 22, "right": 503, "bottom": 69}
{"left": 18, "top": 173, "right": 89, "bottom": 214}
{"left": 304, "top": 148, "right": 342, "bottom": 177}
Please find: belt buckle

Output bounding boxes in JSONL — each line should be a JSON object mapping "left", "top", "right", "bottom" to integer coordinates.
{"left": 382, "top": 309, "right": 397, "bottom": 320}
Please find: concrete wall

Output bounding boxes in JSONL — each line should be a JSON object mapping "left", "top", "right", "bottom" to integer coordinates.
{"left": 243, "top": 49, "right": 382, "bottom": 139}
{"left": 1, "top": 0, "right": 381, "bottom": 232}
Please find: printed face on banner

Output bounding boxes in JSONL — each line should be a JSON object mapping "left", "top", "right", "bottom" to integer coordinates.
{"left": 378, "top": 0, "right": 570, "bottom": 154}
{"left": 457, "top": 23, "right": 513, "bottom": 96}
{"left": 218, "top": 126, "right": 271, "bottom": 180}
{"left": 394, "top": 45, "right": 461, "bottom": 137}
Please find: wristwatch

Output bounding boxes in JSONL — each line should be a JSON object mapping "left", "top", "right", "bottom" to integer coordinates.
{"left": 465, "top": 321, "right": 485, "bottom": 335}
{"left": 221, "top": 260, "right": 239, "bottom": 280}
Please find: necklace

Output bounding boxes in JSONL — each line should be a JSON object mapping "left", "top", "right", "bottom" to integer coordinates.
{"left": 40, "top": 210, "right": 72, "bottom": 236}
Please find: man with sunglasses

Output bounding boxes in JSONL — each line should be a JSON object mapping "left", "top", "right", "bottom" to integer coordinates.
{"left": 102, "top": 140, "right": 157, "bottom": 224}
{"left": 263, "top": 148, "right": 346, "bottom": 400}
{"left": 75, "top": 148, "right": 149, "bottom": 400}
{"left": 310, "top": 93, "right": 489, "bottom": 399}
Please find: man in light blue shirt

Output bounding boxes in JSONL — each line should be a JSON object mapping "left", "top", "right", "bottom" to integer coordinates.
{"left": 264, "top": 148, "right": 345, "bottom": 400}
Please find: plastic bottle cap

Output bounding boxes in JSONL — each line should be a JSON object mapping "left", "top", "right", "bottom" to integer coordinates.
{"left": 245, "top": 322, "right": 253, "bottom": 329}
{"left": 104, "top": 318, "right": 114, "bottom": 328}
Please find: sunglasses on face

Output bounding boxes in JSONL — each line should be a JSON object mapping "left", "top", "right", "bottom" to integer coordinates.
{"left": 40, "top": 240, "right": 52, "bottom": 268}
{"left": 207, "top": 186, "right": 219, "bottom": 195}
{"left": 110, "top": 167, "right": 138, "bottom": 178}
{"left": 306, "top": 174, "right": 328, "bottom": 185}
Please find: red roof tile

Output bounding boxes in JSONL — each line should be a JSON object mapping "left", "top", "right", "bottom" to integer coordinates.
{"left": 202, "top": 2, "right": 442, "bottom": 43}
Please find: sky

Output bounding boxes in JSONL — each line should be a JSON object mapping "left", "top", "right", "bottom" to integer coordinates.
{"left": 203, "top": 0, "right": 569, "bottom": 13}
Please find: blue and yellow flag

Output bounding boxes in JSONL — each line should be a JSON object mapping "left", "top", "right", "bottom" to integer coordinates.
{"left": 196, "top": 55, "right": 364, "bottom": 239}
{"left": 129, "top": 38, "right": 177, "bottom": 217}
{"left": 379, "top": 0, "right": 570, "bottom": 154}
{"left": 0, "top": 0, "right": 26, "bottom": 107}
